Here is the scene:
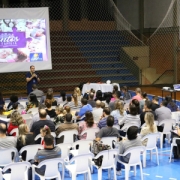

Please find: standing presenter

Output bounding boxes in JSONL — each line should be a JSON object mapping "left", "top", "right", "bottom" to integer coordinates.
{"left": 26, "top": 65, "right": 40, "bottom": 95}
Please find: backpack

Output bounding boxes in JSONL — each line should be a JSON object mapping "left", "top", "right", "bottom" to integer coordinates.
{"left": 91, "top": 140, "right": 111, "bottom": 167}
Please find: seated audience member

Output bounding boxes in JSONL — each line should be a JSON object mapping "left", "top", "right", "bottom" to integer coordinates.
{"left": 78, "top": 111, "right": 97, "bottom": 139}
{"left": 68, "top": 93, "right": 82, "bottom": 109}
{"left": 165, "top": 96, "right": 178, "bottom": 112}
{"left": 88, "top": 93, "right": 96, "bottom": 108}
{"left": 30, "top": 109, "right": 55, "bottom": 138}
{"left": 34, "top": 134, "right": 61, "bottom": 175}
{"left": 132, "top": 87, "right": 142, "bottom": 101}
{"left": 100, "top": 102, "right": 105, "bottom": 109}
{"left": 0, "top": 123, "right": 17, "bottom": 148}
{"left": 64, "top": 105, "right": 71, "bottom": 114}
{"left": 17, "top": 124, "right": 35, "bottom": 160}
{"left": 46, "top": 91, "right": 57, "bottom": 106}
{"left": 155, "top": 100, "right": 171, "bottom": 127}
{"left": 139, "top": 92, "right": 148, "bottom": 111}
{"left": 7, "top": 111, "right": 25, "bottom": 136}
{"left": 140, "top": 100, "right": 156, "bottom": 126}
{"left": 94, "top": 90, "right": 103, "bottom": 101}
{"left": 30, "top": 84, "right": 44, "bottom": 98}
{"left": 26, "top": 93, "right": 39, "bottom": 111}
{"left": 109, "top": 91, "right": 121, "bottom": 112}
{"left": 63, "top": 96, "right": 72, "bottom": 107}
{"left": 40, "top": 88, "right": 53, "bottom": 104}
{"left": 121, "top": 86, "right": 131, "bottom": 101}
{"left": 171, "top": 126, "right": 180, "bottom": 159}
{"left": 7, "top": 94, "right": 23, "bottom": 110}
{"left": 45, "top": 99, "right": 56, "bottom": 118}
{"left": 56, "top": 113, "right": 79, "bottom": 138}
{"left": 116, "top": 126, "right": 142, "bottom": 175}
{"left": 103, "top": 92, "right": 112, "bottom": 107}
{"left": 58, "top": 91, "right": 66, "bottom": 105}
{"left": 95, "top": 115, "right": 120, "bottom": 141}
{"left": 0, "top": 92, "right": 5, "bottom": 106}
{"left": 111, "top": 101, "right": 127, "bottom": 123}
{"left": 53, "top": 106, "right": 66, "bottom": 125}
{"left": 40, "top": 125, "right": 51, "bottom": 146}
{"left": 0, "top": 104, "right": 12, "bottom": 116}
{"left": 113, "top": 85, "right": 121, "bottom": 97}
{"left": 119, "top": 104, "right": 141, "bottom": 137}
{"left": 92, "top": 100, "right": 103, "bottom": 124}
{"left": 131, "top": 99, "right": 141, "bottom": 114}
{"left": 140, "top": 112, "right": 157, "bottom": 146}
{"left": 151, "top": 96, "right": 160, "bottom": 111}
{"left": 98, "top": 107, "right": 118, "bottom": 129}
{"left": 74, "top": 87, "right": 82, "bottom": 101}
{"left": 76, "top": 98, "right": 92, "bottom": 120}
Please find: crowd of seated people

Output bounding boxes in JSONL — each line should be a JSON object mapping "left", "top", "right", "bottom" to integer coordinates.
{"left": 0, "top": 85, "right": 180, "bottom": 179}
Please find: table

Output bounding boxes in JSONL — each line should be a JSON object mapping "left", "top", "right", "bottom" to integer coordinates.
{"left": 82, "top": 83, "right": 120, "bottom": 94}
{"left": 161, "top": 89, "right": 177, "bottom": 102}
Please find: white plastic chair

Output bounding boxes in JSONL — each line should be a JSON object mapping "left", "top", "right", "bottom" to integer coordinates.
{"left": 27, "top": 108, "right": 38, "bottom": 115}
{"left": 2, "top": 162, "right": 31, "bottom": 180}
{"left": 141, "top": 133, "right": 160, "bottom": 167}
{"left": 32, "top": 158, "right": 64, "bottom": 180}
{"left": 0, "top": 168, "right": 2, "bottom": 180}
{"left": 65, "top": 153, "right": 94, "bottom": 180}
{"left": 116, "top": 146, "right": 145, "bottom": 180}
{"left": 9, "top": 128, "right": 19, "bottom": 136}
{"left": 169, "top": 137, "right": 180, "bottom": 162}
{"left": 0, "top": 148, "right": 17, "bottom": 166}
{"left": 56, "top": 143, "right": 72, "bottom": 161}
{"left": 91, "top": 149, "right": 117, "bottom": 180}
{"left": 34, "top": 132, "right": 56, "bottom": 144}
{"left": 101, "top": 137, "right": 117, "bottom": 149}
{"left": 80, "top": 128, "right": 99, "bottom": 140}
{"left": 22, "top": 114, "right": 33, "bottom": 129}
{"left": 19, "top": 144, "right": 43, "bottom": 161}
{"left": 113, "top": 125, "right": 120, "bottom": 130}
{"left": 171, "top": 112, "right": 180, "bottom": 124}
{"left": 57, "top": 130, "right": 78, "bottom": 144}
{"left": 70, "top": 140, "right": 92, "bottom": 157}
{"left": 158, "top": 119, "right": 176, "bottom": 149}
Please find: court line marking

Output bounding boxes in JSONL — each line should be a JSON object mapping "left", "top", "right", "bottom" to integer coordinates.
{"left": 169, "top": 178, "right": 177, "bottom": 180}
{"left": 156, "top": 175, "right": 163, "bottom": 178}
{"left": 143, "top": 173, "right": 150, "bottom": 176}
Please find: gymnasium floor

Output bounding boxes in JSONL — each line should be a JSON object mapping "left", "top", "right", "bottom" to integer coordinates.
{"left": 35, "top": 141, "right": 179, "bottom": 180}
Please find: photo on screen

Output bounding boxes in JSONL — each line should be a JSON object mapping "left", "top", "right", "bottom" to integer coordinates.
{"left": 0, "top": 19, "right": 48, "bottom": 63}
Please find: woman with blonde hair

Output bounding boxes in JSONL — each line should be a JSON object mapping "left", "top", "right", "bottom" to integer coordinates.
{"left": 7, "top": 111, "right": 25, "bottom": 136}
{"left": 54, "top": 105, "right": 67, "bottom": 125}
{"left": 17, "top": 124, "right": 34, "bottom": 160}
{"left": 140, "top": 112, "right": 157, "bottom": 146}
{"left": 68, "top": 93, "right": 81, "bottom": 109}
{"left": 111, "top": 101, "right": 127, "bottom": 123}
{"left": 74, "top": 87, "right": 82, "bottom": 101}
{"left": 78, "top": 111, "right": 97, "bottom": 140}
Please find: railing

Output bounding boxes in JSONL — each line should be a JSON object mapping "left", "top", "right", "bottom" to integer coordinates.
{"left": 152, "top": 70, "right": 174, "bottom": 84}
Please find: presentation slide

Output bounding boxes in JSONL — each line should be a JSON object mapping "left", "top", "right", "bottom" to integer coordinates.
{"left": 0, "top": 8, "right": 52, "bottom": 73}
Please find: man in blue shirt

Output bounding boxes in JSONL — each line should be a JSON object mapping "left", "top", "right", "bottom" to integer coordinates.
{"left": 26, "top": 65, "right": 40, "bottom": 95}
{"left": 98, "top": 107, "right": 118, "bottom": 129}
{"left": 76, "top": 98, "right": 92, "bottom": 120}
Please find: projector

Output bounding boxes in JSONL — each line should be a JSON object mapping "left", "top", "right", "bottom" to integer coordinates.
{"left": 162, "top": 87, "right": 171, "bottom": 90}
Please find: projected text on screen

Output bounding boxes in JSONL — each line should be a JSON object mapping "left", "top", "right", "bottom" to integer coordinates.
{"left": 0, "top": 19, "right": 47, "bottom": 63}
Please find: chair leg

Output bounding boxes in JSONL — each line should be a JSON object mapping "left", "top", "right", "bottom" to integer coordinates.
{"left": 169, "top": 145, "right": 173, "bottom": 163}
{"left": 72, "top": 173, "right": 76, "bottom": 180}
{"left": 150, "top": 150, "right": 152, "bottom": 160}
{"left": 160, "top": 134, "right": 163, "bottom": 149}
{"left": 113, "top": 165, "right": 117, "bottom": 180}
{"left": 125, "top": 166, "right": 129, "bottom": 180}
{"left": 155, "top": 147, "right": 159, "bottom": 165}
{"left": 98, "top": 168, "right": 102, "bottom": 180}
{"left": 139, "top": 164, "right": 143, "bottom": 180}
{"left": 143, "top": 150, "right": 146, "bottom": 168}
{"left": 133, "top": 166, "right": 136, "bottom": 176}
{"left": 87, "top": 169, "right": 92, "bottom": 180}
{"left": 108, "top": 168, "right": 111, "bottom": 179}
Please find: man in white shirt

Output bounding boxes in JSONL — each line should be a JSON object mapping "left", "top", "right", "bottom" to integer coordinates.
{"left": 92, "top": 100, "right": 103, "bottom": 123}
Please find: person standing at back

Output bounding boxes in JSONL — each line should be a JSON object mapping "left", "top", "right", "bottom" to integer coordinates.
{"left": 26, "top": 65, "right": 40, "bottom": 95}
{"left": 132, "top": 87, "right": 142, "bottom": 101}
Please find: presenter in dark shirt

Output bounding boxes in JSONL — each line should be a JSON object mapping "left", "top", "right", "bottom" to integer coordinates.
{"left": 26, "top": 65, "right": 40, "bottom": 95}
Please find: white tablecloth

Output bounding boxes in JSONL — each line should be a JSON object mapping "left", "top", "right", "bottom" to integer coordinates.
{"left": 82, "top": 83, "right": 120, "bottom": 94}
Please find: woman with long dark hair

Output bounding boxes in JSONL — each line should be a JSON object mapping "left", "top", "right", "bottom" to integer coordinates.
{"left": 165, "top": 96, "right": 178, "bottom": 112}
{"left": 26, "top": 93, "right": 39, "bottom": 111}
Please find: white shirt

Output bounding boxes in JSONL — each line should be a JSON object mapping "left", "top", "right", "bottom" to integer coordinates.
{"left": 92, "top": 107, "right": 103, "bottom": 123}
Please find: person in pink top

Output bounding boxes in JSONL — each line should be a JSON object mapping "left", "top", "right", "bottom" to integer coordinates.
{"left": 78, "top": 111, "right": 97, "bottom": 140}
{"left": 132, "top": 87, "right": 142, "bottom": 101}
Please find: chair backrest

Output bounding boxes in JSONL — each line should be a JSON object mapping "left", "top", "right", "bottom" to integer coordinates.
{"left": 0, "top": 148, "right": 17, "bottom": 166}
{"left": 18, "top": 100, "right": 28, "bottom": 108}
{"left": 123, "top": 146, "right": 145, "bottom": 165}
{"left": 9, "top": 128, "right": 19, "bottom": 136}
{"left": 22, "top": 114, "right": 33, "bottom": 129}
{"left": 113, "top": 125, "right": 120, "bottom": 130}
{"left": 171, "top": 112, "right": 180, "bottom": 123}
{"left": 19, "top": 144, "right": 43, "bottom": 161}
{"left": 56, "top": 143, "right": 72, "bottom": 160}
{"left": 72, "top": 140, "right": 92, "bottom": 155}
{"left": 70, "top": 153, "right": 94, "bottom": 173}
{"left": 141, "top": 133, "right": 160, "bottom": 148}
{"left": 37, "top": 158, "right": 63, "bottom": 178}
{"left": 27, "top": 108, "right": 38, "bottom": 115}
{"left": 81, "top": 128, "right": 99, "bottom": 140}
{"left": 3, "top": 162, "right": 31, "bottom": 180}
{"left": 96, "top": 149, "right": 117, "bottom": 168}
{"left": 57, "top": 129, "right": 78, "bottom": 143}
{"left": 159, "top": 119, "right": 176, "bottom": 133}
{"left": 101, "top": 137, "right": 117, "bottom": 149}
